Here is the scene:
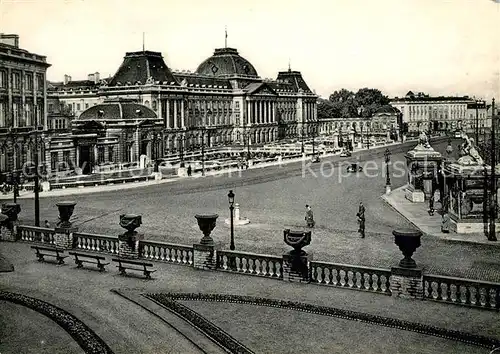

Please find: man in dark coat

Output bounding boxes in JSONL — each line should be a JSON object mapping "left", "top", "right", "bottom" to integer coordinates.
{"left": 305, "top": 205, "right": 315, "bottom": 228}
{"left": 357, "top": 202, "right": 365, "bottom": 238}
{"left": 187, "top": 165, "right": 192, "bottom": 176}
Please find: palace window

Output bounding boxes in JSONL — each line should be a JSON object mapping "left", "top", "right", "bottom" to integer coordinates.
{"left": 152, "top": 100, "right": 157, "bottom": 111}
{"left": 12, "top": 72, "right": 21, "bottom": 90}
{"left": 36, "top": 74, "right": 44, "bottom": 91}
{"left": 76, "top": 103, "right": 81, "bottom": 111}
{"left": 63, "top": 150, "right": 70, "bottom": 169}
{"left": 0, "top": 102, "right": 6, "bottom": 127}
{"left": 108, "top": 146, "right": 114, "bottom": 162}
{"left": 0, "top": 70, "right": 6, "bottom": 88}
{"left": 85, "top": 103, "right": 89, "bottom": 109}
{"left": 25, "top": 73, "right": 33, "bottom": 91}
{"left": 51, "top": 152, "right": 58, "bottom": 170}
{"left": 98, "top": 146, "right": 105, "bottom": 164}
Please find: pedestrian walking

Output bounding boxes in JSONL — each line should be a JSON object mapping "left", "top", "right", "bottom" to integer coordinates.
{"left": 305, "top": 204, "right": 315, "bottom": 228}
{"left": 357, "top": 202, "right": 365, "bottom": 238}
{"left": 187, "top": 165, "right": 192, "bottom": 177}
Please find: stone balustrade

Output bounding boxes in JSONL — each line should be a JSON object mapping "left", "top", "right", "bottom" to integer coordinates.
{"left": 310, "top": 261, "right": 392, "bottom": 294}
{"left": 424, "top": 274, "right": 500, "bottom": 310}
{"left": 17, "top": 225, "right": 55, "bottom": 244}
{"left": 74, "top": 232, "right": 119, "bottom": 255}
{"left": 140, "top": 240, "right": 193, "bottom": 265}
{"left": 216, "top": 250, "right": 283, "bottom": 278}
{"left": 7, "top": 223, "right": 500, "bottom": 312}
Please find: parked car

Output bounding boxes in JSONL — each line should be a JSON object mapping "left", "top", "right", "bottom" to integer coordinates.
{"left": 346, "top": 163, "right": 363, "bottom": 172}
{"left": 340, "top": 150, "right": 351, "bottom": 157}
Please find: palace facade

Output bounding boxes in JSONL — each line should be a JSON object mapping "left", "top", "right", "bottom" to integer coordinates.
{"left": 48, "top": 47, "right": 318, "bottom": 172}
{"left": 0, "top": 34, "right": 50, "bottom": 181}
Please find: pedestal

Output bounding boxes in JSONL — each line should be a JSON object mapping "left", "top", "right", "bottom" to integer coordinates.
{"left": 405, "top": 188, "right": 425, "bottom": 202}
{"left": 277, "top": 156, "right": 283, "bottom": 165}
{"left": 385, "top": 185, "right": 392, "bottom": 195}
{"left": 54, "top": 227, "right": 78, "bottom": 249}
{"left": 390, "top": 266, "right": 424, "bottom": 299}
{"left": 282, "top": 252, "right": 312, "bottom": 283}
{"left": 41, "top": 181, "right": 50, "bottom": 192}
{"left": 118, "top": 239, "right": 140, "bottom": 259}
{"left": 0, "top": 221, "right": 18, "bottom": 242}
{"left": 193, "top": 243, "right": 217, "bottom": 270}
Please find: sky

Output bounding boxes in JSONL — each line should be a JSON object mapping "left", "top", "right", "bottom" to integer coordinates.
{"left": 1, "top": 0, "right": 499, "bottom": 100}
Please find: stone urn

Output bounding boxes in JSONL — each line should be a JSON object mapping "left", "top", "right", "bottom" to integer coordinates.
{"left": 56, "top": 201, "right": 77, "bottom": 228}
{"left": 284, "top": 229, "right": 311, "bottom": 255}
{"left": 195, "top": 214, "right": 218, "bottom": 245}
{"left": 393, "top": 229, "right": 422, "bottom": 268}
{"left": 119, "top": 214, "right": 142, "bottom": 250}
{"left": 1, "top": 203, "right": 21, "bottom": 224}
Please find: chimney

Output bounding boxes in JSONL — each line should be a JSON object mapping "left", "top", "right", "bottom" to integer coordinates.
{"left": 88, "top": 73, "right": 95, "bottom": 82}
{"left": 64, "top": 74, "right": 72, "bottom": 85}
{"left": 94, "top": 72, "right": 100, "bottom": 82}
{"left": 0, "top": 34, "right": 19, "bottom": 47}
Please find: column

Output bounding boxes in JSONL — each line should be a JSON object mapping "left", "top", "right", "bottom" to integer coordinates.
{"left": 260, "top": 101, "right": 263, "bottom": 124}
{"left": 76, "top": 146, "right": 80, "bottom": 168}
{"left": 265, "top": 101, "right": 269, "bottom": 123}
{"left": 272, "top": 102, "right": 275, "bottom": 123}
{"left": 173, "top": 100, "right": 178, "bottom": 129}
{"left": 247, "top": 101, "right": 251, "bottom": 125}
{"left": 181, "top": 99, "right": 185, "bottom": 128}
{"left": 166, "top": 99, "right": 170, "bottom": 128}
{"left": 93, "top": 144, "right": 98, "bottom": 166}
{"left": 158, "top": 97, "right": 163, "bottom": 120}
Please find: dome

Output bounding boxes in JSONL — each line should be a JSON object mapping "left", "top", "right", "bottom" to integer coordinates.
{"left": 195, "top": 48, "right": 259, "bottom": 78}
{"left": 77, "top": 100, "right": 157, "bottom": 121}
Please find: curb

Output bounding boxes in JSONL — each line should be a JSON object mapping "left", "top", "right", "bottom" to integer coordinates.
{"left": 381, "top": 187, "right": 500, "bottom": 247}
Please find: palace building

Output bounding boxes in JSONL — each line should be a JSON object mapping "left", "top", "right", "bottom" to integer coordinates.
{"left": 0, "top": 34, "right": 50, "bottom": 181}
{"left": 48, "top": 46, "right": 318, "bottom": 173}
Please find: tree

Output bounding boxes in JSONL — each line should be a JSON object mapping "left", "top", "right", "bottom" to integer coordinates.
{"left": 317, "top": 98, "right": 341, "bottom": 118}
{"left": 354, "top": 88, "right": 390, "bottom": 117}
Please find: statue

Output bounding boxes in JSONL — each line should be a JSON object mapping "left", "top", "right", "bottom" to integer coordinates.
{"left": 418, "top": 131, "right": 431, "bottom": 149}
{"left": 457, "top": 134, "right": 483, "bottom": 165}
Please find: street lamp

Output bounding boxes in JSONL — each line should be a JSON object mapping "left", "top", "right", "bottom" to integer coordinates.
{"left": 488, "top": 98, "right": 497, "bottom": 241}
{"left": 384, "top": 148, "right": 391, "bottom": 194}
{"left": 178, "top": 136, "right": 185, "bottom": 167}
{"left": 228, "top": 190, "right": 235, "bottom": 250}
{"left": 7, "top": 127, "right": 19, "bottom": 204}
{"left": 228, "top": 189, "right": 236, "bottom": 270}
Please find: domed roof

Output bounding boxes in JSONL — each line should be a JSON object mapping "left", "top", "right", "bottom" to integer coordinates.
{"left": 195, "top": 48, "right": 259, "bottom": 78}
{"left": 374, "top": 105, "right": 401, "bottom": 115}
{"left": 77, "top": 99, "right": 157, "bottom": 121}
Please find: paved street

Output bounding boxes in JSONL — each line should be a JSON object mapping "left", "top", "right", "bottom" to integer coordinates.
{"left": 12, "top": 139, "right": 500, "bottom": 282}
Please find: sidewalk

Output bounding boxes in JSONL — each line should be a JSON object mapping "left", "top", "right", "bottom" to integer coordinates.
{"left": 1, "top": 242, "right": 498, "bottom": 354}
{"left": 382, "top": 185, "right": 500, "bottom": 246}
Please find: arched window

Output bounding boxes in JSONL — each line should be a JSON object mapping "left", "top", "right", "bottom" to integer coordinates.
{"left": 144, "top": 100, "right": 150, "bottom": 107}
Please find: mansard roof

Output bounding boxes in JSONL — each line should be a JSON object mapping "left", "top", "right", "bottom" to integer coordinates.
{"left": 108, "top": 51, "right": 177, "bottom": 86}
{"left": 275, "top": 69, "right": 312, "bottom": 93}
{"left": 172, "top": 72, "right": 232, "bottom": 89}
{"left": 77, "top": 99, "right": 157, "bottom": 121}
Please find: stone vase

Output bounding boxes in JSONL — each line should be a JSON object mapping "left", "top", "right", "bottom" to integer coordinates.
{"left": 119, "top": 214, "right": 142, "bottom": 252}
{"left": 195, "top": 214, "right": 218, "bottom": 246}
{"left": 393, "top": 229, "right": 422, "bottom": 268}
{"left": 56, "top": 201, "right": 77, "bottom": 228}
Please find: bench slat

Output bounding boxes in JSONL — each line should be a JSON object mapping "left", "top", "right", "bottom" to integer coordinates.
{"left": 69, "top": 252, "right": 106, "bottom": 260}
{"left": 112, "top": 258, "right": 153, "bottom": 267}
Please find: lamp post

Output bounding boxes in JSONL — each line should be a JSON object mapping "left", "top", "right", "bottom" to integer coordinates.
{"left": 488, "top": 98, "right": 497, "bottom": 241}
{"left": 201, "top": 129, "right": 205, "bottom": 176}
{"left": 384, "top": 148, "right": 391, "bottom": 194}
{"left": 446, "top": 139, "right": 453, "bottom": 157}
{"left": 32, "top": 128, "right": 42, "bottom": 226}
{"left": 228, "top": 189, "right": 236, "bottom": 269}
{"left": 301, "top": 126, "right": 304, "bottom": 154}
{"left": 178, "top": 136, "right": 185, "bottom": 167}
{"left": 228, "top": 190, "right": 235, "bottom": 250}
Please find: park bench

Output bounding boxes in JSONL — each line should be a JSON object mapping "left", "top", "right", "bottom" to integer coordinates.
{"left": 31, "top": 246, "right": 68, "bottom": 265}
{"left": 69, "top": 252, "right": 109, "bottom": 272}
{"left": 112, "top": 258, "right": 156, "bottom": 279}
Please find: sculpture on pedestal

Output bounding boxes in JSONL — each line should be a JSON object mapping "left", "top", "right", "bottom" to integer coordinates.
{"left": 392, "top": 229, "right": 422, "bottom": 268}
{"left": 284, "top": 229, "right": 312, "bottom": 278}
{"left": 1, "top": 203, "right": 21, "bottom": 227}
{"left": 119, "top": 214, "right": 142, "bottom": 251}
{"left": 195, "top": 214, "right": 218, "bottom": 246}
{"left": 56, "top": 201, "right": 77, "bottom": 229}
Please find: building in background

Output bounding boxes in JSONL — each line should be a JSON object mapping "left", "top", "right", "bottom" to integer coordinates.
{"left": 47, "top": 47, "right": 318, "bottom": 173}
{"left": 390, "top": 91, "right": 479, "bottom": 134}
{"left": 0, "top": 34, "right": 50, "bottom": 182}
